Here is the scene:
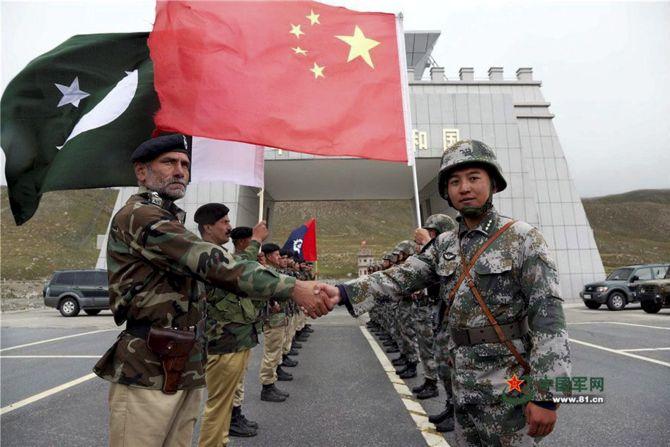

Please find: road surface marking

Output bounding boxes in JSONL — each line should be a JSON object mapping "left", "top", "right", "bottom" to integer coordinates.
{"left": 569, "top": 338, "right": 670, "bottom": 368}
{"left": 1, "top": 355, "right": 100, "bottom": 359}
{"left": 567, "top": 322, "right": 670, "bottom": 330}
{"left": 0, "top": 329, "right": 117, "bottom": 352}
{"left": 619, "top": 347, "right": 670, "bottom": 352}
{"left": 0, "top": 373, "right": 97, "bottom": 415}
{"left": 360, "top": 326, "right": 451, "bottom": 447}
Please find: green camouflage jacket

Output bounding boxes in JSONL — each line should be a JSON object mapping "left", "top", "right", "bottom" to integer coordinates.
{"left": 343, "top": 208, "right": 571, "bottom": 405}
{"left": 204, "top": 242, "right": 264, "bottom": 355}
{"left": 261, "top": 265, "right": 288, "bottom": 328}
{"left": 94, "top": 189, "right": 295, "bottom": 390}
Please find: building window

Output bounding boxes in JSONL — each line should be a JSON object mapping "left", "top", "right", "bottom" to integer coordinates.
{"left": 413, "top": 129, "right": 428, "bottom": 150}
{"left": 443, "top": 129, "right": 460, "bottom": 151}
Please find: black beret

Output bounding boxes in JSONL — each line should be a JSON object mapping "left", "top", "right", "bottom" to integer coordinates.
{"left": 230, "top": 226, "right": 252, "bottom": 240}
{"left": 131, "top": 134, "right": 191, "bottom": 163}
{"left": 279, "top": 248, "right": 294, "bottom": 257}
{"left": 194, "top": 203, "right": 230, "bottom": 225}
{"left": 261, "top": 243, "right": 281, "bottom": 254}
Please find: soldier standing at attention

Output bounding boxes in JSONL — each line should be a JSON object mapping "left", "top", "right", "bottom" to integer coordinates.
{"left": 258, "top": 243, "right": 293, "bottom": 401}
{"left": 93, "top": 134, "right": 335, "bottom": 447}
{"left": 411, "top": 214, "right": 456, "bottom": 405}
{"left": 195, "top": 210, "right": 265, "bottom": 446}
{"left": 228, "top": 226, "right": 262, "bottom": 437}
{"left": 320, "top": 140, "right": 571, "bottom": 446}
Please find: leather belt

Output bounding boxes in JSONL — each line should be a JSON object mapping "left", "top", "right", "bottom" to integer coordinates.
{"left": 451, "top": 316, "right": 529, "bottom": 347}
{"left": 125, "top": 319, "right": 200, "bottom": 340}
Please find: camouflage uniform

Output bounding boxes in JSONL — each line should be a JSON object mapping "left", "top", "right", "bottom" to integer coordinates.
{"left": 394, "top": 242, "right": 420, "bottom": 366}
{"left": 341, "top": 141, "right": 571, "bottom": 446}
{"left": 94, "top": 188, "right": 295, "bottom": 389}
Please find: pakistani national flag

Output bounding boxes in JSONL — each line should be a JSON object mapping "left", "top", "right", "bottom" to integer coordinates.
{"left": 1, "top": 33, "right": 157, "bottom": 225}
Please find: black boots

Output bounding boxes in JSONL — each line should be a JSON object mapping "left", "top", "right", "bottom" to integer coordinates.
{"left": 276, "top": 366, "right": 293, "bottom": 381}
{"left": 396, "top": 361, "right": 417, "bottom": 379}
{"left": 229, "top": 406, "right": 257, "bottom": 437}
{"left": 282, "top": 354, "right": 298, "bottom": 367}
{"left": 429, "top": 402, "right": 455, "bottom": 432}
{"left": 261, "top": 383, "right": 288, "bottom": 402}
{"left": 391, "top": 355, "right": 408, "bottom": 367}
{"left": 415, "top": 378, "right": 439, "bottom": 399}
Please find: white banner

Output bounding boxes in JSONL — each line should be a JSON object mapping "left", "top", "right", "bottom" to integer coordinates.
{"left": 191, "top": 137, "right": 265, "bottom": 188}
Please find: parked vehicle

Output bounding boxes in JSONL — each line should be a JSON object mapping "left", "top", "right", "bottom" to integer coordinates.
{"left": 580, "top": 263, "right": 670, "bottom": 311}
{"left": 637, "top": 266, "right": 670, "bottom": 314}
{"left": 43, "top": 269, "right": 109, "bottom": 317}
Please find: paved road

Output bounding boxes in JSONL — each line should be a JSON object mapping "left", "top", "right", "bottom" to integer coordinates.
{"left": 1, "top": 304, "right": 669, "bottom": 446}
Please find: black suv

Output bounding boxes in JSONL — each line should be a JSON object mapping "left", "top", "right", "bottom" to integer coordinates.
{"left": 43, "top": 269, "right": 109, "bottom": 317}
{"left": 580, "top": 263, "right": 670, "bottom": 311}
{"left": 637, "top": 266, "right": 670, "bottom": 314}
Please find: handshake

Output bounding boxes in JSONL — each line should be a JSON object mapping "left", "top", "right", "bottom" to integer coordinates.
{"left": 290, "top": 281, "right": 342, "bottom": 319}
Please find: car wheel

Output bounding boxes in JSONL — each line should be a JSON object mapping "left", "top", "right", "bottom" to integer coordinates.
{"left": 59, "top": 297, "right": 80, "bottom": 317}
{"left": 641, "top": 301, "right": 662, "bottom": 314}
{"left": 606, "top": 292, "right": 626, "bottom": 311}
{"left": 84, "top": 309, "right": 101, "bottom": 316}
{"left": 585, "top": 301, "right": 601, "bottom": 310}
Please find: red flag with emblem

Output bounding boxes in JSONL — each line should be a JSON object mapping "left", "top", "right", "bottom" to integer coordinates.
{"left": 149, "top": 0, "right": 411, "bottom": 163}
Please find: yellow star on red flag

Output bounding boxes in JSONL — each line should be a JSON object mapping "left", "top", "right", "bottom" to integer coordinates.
{"left": 310, "top": 62, "right": 325, "bottom": 79}
{"left": 335, "top": 25, "right": 380, "bottom": 69}
{"left": 290, "top": 24, "right": 304, "bottom": 38}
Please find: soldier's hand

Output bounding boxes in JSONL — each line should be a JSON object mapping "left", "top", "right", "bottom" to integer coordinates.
{"left": 252, "top": 220, "right": 269, "bottom": 243}
{"left": 314, "top": 283, "right": 340, "bottom": 305}
{"left": 414, "top": 228, "right": 431, "bottom": 246}
{"left": 291, "top": 280, "right": 337, "bottom": 318}
{"left": 525, "top": 402, "right": 557, "bottom": 437}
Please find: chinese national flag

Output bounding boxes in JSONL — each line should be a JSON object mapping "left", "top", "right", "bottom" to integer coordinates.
{"left": 149, "top": 1, "right": 410, "bottom": 163}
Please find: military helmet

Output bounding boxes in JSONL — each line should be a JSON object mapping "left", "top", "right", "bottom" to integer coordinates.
{"left": 393, "top": 240, "right": 416, "bottom": 256}
{"left": 422, "top": 214, "right": 457, "bottom": 234}
{"left": 382, "top": 252, "right": 394, "bottom": 261}
{"left": 438, "top": 140, "right": 507, "bottom": 200}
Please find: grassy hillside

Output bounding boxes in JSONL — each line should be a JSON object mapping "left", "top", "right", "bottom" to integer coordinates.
{"left": 1, "top": 187, "right": 118, "bottom": 280}
{"left": 582, "top": 189, "right": 670, "bottom": 271}
{"left": 1, "top": 186, "right": 668, "bottom": 282}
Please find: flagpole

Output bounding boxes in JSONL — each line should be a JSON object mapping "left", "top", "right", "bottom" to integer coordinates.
{"left": 397, "top": 12, "right": 422, "bottom": 228}
{"left": 258, "top": 188, "right": 264, "bottom": 221}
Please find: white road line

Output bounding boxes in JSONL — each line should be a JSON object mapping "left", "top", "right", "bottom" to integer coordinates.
{"left": 1, "top": 355, "right": 100, "bottom": 359}
{"left": 567, "top": 322, "right": 670, "bottom": 330}
{"left": 619, "top": 347, "right": 670, "bottom": 352}
{"left": 0, "top": 373, "right": 97, "bottom": 415}
{"left": 360, "top": 326, "right": 451, "bottom": 447}
{"left": 569, "top": 338, "right": 670, "bottom": 368}
{"left": 0, "top": 329, "right": 117, "bottom": 352}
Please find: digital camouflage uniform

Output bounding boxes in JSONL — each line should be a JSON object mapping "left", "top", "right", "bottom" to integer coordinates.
{"left": 342, "top": 141, "right": 571, "bottom": 446}
{"left": 415, "top": 214, "right": 457, "bottom": 384}
{"left": 394, "top": 241, "right": 420, "bottom": 365}
{"left": 94, "top": 188, "right": 295, "bottom": 390}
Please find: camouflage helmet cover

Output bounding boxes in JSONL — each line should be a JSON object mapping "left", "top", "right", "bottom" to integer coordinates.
{"left": 393, "top": 240, "right": 416, "bottom": 256}
{"left": 382, "top": 252, "right": 394, "bottom": 261}
{"left": 422, "top": 213, "right": 457, "bottom": 234}
{"left": 438, "top": 140, "right": 507, "bottom": 200}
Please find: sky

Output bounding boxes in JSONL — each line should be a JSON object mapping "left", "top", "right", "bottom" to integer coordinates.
{"left": 1, "top": 0, "right": 669, "bottom": 197}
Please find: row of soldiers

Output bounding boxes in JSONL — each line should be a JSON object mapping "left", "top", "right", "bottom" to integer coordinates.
{"left": 193, "top": 203, "right": 318, "bottom": 444}
{"left": 364, "top": 214, "right": 458, "bottom": 432}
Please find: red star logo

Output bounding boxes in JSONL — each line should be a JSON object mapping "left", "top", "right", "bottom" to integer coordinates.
{"left": 506, "top": 374, "right": 525, "bottom": 393}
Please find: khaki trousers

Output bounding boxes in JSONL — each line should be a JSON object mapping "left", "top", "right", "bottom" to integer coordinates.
{"left": 282, "top": 315, "right": 296, "bottom": 355}
{"left": 198, "top": 350, "right": 251, "bottom": 447}
{"left": 109, "top": 382, "right": 204, "bottom": 447}
{"left": 232, "top": 349, "right": 252, "bottom": 408}
{"left": 296, "top": 311, "right": 306, "bottom": 331}
{"left": 259, "top": 325, "right": 285, "bottom": 384}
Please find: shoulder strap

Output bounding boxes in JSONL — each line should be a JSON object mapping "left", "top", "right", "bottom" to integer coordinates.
{"left": 454, "top": 220, "right": 530, "bottom": 375}
{"left": 446, "top": 220, "right": 516, "bottom": 305}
